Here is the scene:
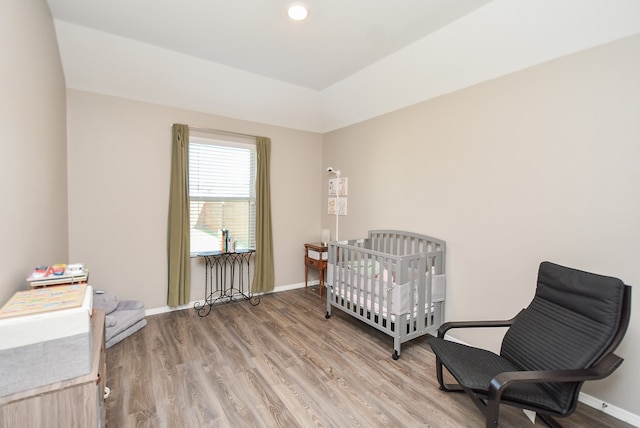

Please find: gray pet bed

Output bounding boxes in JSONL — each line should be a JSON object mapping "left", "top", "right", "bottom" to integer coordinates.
{"left": 93, "top": 290, "right": 147, "bottom": 348}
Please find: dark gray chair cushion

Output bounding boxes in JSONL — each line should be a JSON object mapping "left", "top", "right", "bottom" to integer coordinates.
{"left": 428, "top": 338, "right": 566, "bottom": 413}
{"left": 500, "top": 262, "right": 626, "bottom": 411}
{"left": 429, "top": 261, "right": 628, "bottom": 417}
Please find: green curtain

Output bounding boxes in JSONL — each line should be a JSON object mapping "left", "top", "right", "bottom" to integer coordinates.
{"left": 167, "top": 124, "right": 191, "bottom": 306}
{"left": 252, "top": 136, "right": 275, "bottom": 293}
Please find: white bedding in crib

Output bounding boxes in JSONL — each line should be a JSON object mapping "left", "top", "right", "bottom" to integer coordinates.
{"left": 327, "top": 262, "right": 445, "bottom": 318}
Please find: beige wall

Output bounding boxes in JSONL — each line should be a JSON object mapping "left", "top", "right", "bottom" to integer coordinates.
{"left": 323, "top": 34, "right": 640, "bottom": 416}
{"left": 66, "top": 90, "right": 323, "bottom": 310}
{"left": 0, "top": 0, "right": 68, "bottom": 305}
{"left": 3, "top": 0, "right": 639, "bottom": 419}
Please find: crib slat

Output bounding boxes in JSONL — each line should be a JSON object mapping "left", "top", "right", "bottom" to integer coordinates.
{"left": 325, "top": 230, "right": 446, "bottom": 359}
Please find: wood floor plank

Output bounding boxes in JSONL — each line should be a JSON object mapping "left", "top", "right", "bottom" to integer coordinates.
{"left": 105, "top": 288, "right": 634, "bottom": 427}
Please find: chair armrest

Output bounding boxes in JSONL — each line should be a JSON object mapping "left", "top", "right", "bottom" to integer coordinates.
{"left": 437, "top": 313, "right": 520, "bottom": 338}
{"left": 487, "top": 352, "right": 624, "bottom": 401}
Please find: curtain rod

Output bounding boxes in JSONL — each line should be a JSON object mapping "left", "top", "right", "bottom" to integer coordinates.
{"left": 179, "top": 124, "right": 258, "bottom": 139}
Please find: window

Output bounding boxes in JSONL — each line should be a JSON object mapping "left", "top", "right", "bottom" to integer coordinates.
{"left": 189, "top": 133, "right": 256, "bottom": 254}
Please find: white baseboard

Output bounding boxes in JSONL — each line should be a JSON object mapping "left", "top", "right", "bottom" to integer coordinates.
{"left": 144, "top": 282, "right": 312, "bottom": 317}
{"left": 578, "top": 392, "right": 640, "bottom": 427}
{"left": 272, "top": 281, "right": 315, "bottom": 293}
{"left": 145, "top": 302, "right": 192, "bottom": 316}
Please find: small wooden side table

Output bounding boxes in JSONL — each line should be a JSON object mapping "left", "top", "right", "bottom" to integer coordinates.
{"left": 304, "top": 242, "right": 328, "bottom": 298}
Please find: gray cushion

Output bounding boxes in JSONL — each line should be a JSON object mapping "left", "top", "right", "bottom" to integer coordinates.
{"left": 93, "top": 291, "right": 119, "bottom": 315}
{"left": 429, "top": 261, "right": 627, "bottom": 416}
{"left": 500, "top": 262, "right": 626, "bottom": 411}
{"left": 93, "top": 290, "right": 147, "bottom": 348}
{"left": 428, "top": 338, "right": 565, "bottom": 413}
{"left": 105, "top": 306, "right": 145, "bottom": 340}
{"left": 106, "top": 318, "right": 147, "bottom": 349}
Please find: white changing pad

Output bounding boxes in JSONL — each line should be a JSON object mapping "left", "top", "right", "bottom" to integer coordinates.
{"left": 0, "top": 285, "right": 94, "bottom": 397}
{"left": 0, "top": 285, "right": 93, "bottom": 350}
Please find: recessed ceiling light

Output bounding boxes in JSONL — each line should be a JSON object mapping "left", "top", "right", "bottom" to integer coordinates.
{"left": 288, "top": 3, "right": 309, "bottom": 21}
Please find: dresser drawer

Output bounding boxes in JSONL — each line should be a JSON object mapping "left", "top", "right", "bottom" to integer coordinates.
{"left": 306, "top": 257, "right": 326, "bottom": 269}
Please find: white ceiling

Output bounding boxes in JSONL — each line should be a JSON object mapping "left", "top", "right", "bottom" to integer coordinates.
{"left": 47, "top": 0, "right": 640, "bottom": 132}
{"left": 46, "top": 0, "right": 492, "bottom": 90}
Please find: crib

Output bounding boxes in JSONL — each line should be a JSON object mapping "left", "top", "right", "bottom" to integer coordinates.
{"left": 325, "top": 230, "right": 446, "bottom": 359}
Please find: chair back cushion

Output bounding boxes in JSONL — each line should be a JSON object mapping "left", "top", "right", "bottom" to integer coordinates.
{"left": 500, "top": 261, "right": 627, "bottom": 412}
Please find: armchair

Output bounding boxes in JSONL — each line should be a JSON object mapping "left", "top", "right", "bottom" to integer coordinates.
{"left": 428, "top": 261, "right": 631, "bottom": 427}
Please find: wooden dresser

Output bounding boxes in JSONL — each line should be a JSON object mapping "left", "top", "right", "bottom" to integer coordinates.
{"left": 0, "top": 309, "right": 107, "bottom": 428}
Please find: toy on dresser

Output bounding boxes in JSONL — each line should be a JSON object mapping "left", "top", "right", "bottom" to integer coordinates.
{"left": 26, "top": 262, "right": 89, "bottom": 288}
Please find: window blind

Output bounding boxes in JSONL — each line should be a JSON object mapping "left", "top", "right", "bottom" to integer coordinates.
{"left": 189, "top": 136, "right": 256, "bottom": 253}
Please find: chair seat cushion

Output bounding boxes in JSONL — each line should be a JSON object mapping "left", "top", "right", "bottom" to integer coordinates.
{"left": 428, "top": 338, "right": 566, "bottom": 414}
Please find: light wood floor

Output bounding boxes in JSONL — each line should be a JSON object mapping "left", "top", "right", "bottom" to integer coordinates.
{"left": 105, "top": 286, "right": 632, "bottom": 427}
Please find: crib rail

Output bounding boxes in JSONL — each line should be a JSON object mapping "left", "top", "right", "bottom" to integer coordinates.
{"left": 367, "top": 229, "right": 445, "bottom": 274}
{"left": 326, "top": 230, "right": 446, "bottom": 359}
